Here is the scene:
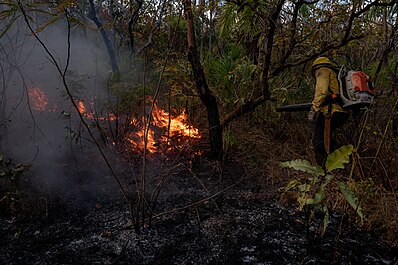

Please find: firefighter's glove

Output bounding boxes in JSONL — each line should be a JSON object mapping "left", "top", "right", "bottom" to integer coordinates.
{"left": 308, "top": 110, "right": 316, "bottom": 122}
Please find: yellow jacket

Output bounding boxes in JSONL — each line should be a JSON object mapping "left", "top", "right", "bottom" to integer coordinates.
{"left": 312, "top": 67, "right": 345, "bottom": 114}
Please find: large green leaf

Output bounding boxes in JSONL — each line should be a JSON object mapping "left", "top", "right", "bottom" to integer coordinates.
{"left": 338, "top": 182, "right": 364, "bottom": 220}
{"left": 326, "top": 145, "right": 354, "bottom": 173}
{"left": 281, "top": 159, "right": 324, "bottom": 176}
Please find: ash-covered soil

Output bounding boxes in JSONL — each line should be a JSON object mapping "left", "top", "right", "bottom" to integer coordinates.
{"left": 1, "top": 158, "right": 397, "bottom": 265}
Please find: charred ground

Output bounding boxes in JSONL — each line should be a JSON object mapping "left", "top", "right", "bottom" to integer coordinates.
{"left": 1, "top": 156, "right": 397, "bottom": 265}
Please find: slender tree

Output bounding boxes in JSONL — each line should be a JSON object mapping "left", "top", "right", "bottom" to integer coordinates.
{"left": 88, "top": 0, "right": 119, "bottom": 72}
{"left": 128, "top": 0, "right": 143, "bottom": 54}
{"left": 183, "top": 0, "right": 223, "bottom": 158}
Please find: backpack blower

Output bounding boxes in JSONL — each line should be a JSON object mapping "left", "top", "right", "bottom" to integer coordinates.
{"left": 275, "top": 66, "right": 375, "bottom": 112}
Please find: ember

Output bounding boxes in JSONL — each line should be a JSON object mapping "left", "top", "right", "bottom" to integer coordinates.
{"left": 77, "top": 99, "right": 95, "bottom": 119}
{"left": 28, "top": 87, "right": 49, "bottom": 111}
{"left": 76, "top": 99, "right": 116, "bottom": 121}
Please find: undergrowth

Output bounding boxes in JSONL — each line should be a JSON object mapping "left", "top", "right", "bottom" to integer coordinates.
{"left": 0, "top": 154, "right": 31, "bottom": 216}
{"left": 224, "top": 98, "right": 398, "bottom": 248}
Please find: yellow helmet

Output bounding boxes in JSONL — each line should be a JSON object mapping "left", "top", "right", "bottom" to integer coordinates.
{"left": 311, "top": 57, "right": 333, "bottom": 69}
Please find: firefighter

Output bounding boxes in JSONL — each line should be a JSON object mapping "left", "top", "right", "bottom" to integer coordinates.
{"left": 307, "top": 57, "right": 349, "bottom": 166}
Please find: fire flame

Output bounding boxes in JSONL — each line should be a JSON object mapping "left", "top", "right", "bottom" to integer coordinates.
{"left": 126, "top": 104, "right": 201, "bottom": 154}
{"left": 27, "top": 87, "right": 200, "bottom": 154}
{"left": 28, "top": 87, "right": 49, "bottom": 111}
{"left": 127, "top": 118, "right": 158, "bottom": 154}
{"left": 77, "top": 100, "right": 95, "bottom": 119}
{"left": 77, "top": 99, "right": 116, "bottom": 121}
{"left": 152, "top": 104, "right": 200, "bottom": 140}
{"left": 77, "top": 99, "right": 201, "bottom": 154}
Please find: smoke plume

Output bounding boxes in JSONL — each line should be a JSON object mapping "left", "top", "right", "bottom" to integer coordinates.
{"left": 0, "top": 16, "right": 122, "bottom": 204}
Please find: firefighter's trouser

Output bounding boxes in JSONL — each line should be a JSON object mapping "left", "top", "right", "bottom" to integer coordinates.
{"left": 312, "top": 111, "right": 349, "bottom": 166}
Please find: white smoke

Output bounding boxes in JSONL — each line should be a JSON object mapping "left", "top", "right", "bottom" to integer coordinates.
{"left": 0, "top": 15, "right": 121, "bottom": 201}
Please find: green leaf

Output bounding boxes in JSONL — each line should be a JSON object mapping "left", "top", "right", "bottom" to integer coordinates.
{"left": 313, "top": 186, "right": 326, "bottom": 203}
{"left": 298, "top": 183, "right": 311, "bottom": 192}
{"left": 284, "top": 179, "right": 301, "bottom": 191}
{"left": 321, "top": 174, "right": 334, "bottom": 189}
{"left": 281, "top": 159, "right": 324, "bottom": 176}
{"left": 326, "top": 145, "right": 354, "bottom": 173}
{"left": 320, "top": 205, "right": 329, "bottom": 236}
{"left": 338, "top": 182, "right": 364, "bottom": 220}
{"left": 297, "top": 185, "right": 325, "bottom": 207}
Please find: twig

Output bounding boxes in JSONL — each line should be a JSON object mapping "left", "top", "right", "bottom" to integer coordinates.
{"left": 135, "top": 8, "right": 183, "bottom": 228}
{"left": 182, "top": 163, "right": 223, "bottom": 214}
{"left": 368, "top": 98, "right": 398, "bottom": 177}
{"left": 110, "top": 238, "right": 131, "bottom": 265}
{"left": 122, "top": 175, "right": 247, "bottom": 231}
{"left": 18, "top": 2, "right": 131, "bottom": 211}
{"left": 147, "top": 176, "right": 247, "bottom": 221}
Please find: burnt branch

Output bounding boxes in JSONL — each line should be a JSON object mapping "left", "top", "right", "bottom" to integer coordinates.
{"left": 219, "top": 0, "right": 285, "bottom": 128}
{"left": 262, "top": 0, "right": 286, "bottom": 98}
{"left": 342, "top": 0, "right": 397, "bottom": 43}
{"left": 221, "top": 95, "right": 268, "bottom": 129}
{"left": 135, "top": 0, "right": 167, "bottom": 55}
{"left": 184, "top": 0, "right": 223, "bottom": 159}
{"left": 279, "top": 0, "right": 307, "bottom": 66}
{"left": 128, "top": 0, "right": 143, "bottom": 53}
{"left": 271, "top": 35, "right": 363, "bottom": 77}
{"left": 146, "top": 176, "right": 247, "bottom": 221}
{"left": 88, "top": 0, "right": 119, "bottom": 72}
{"left": 374, "top": 29, "right": 398, "bottom": 82}
{"left": 272, "top": 0, "right": 397, "bottom": 77}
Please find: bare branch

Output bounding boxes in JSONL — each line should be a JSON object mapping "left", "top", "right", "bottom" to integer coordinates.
{"left": 262, "top": 0, "right": 286, "bottom": 98}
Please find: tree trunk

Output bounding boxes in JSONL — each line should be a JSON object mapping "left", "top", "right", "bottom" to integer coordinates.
{"left": 88, "top": 0, "right": 119, "bottom": 72}
{"left": 183, "top": 0, "right": 223, "bottom": 159}
{"left": 261, "top": 0, "right": 285, "bottom": 98}
{"left": 128, "top": 0, "right": 143, "bottom": 54}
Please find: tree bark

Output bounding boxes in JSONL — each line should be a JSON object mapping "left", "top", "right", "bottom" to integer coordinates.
{"left": 262, "top": 0, "right": 285, "bottom": 98}
{"left": 221, "top": 95, "right": 267, "bottom": 128}
{"left": 128, "top": 0, "right": 143, "bottom": 54}
{"left": 88, "top": 0, "right": 119, "bottom": 72}
{"left": 183, "top": 0, "right": 223, "bottom": 159}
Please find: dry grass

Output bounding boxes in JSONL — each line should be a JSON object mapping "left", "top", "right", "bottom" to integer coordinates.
{"left": 223, "top": 100, "right": 398, "bottom": 247}
{"left": 365, "top": 192, "right": 398, "bottom": 247}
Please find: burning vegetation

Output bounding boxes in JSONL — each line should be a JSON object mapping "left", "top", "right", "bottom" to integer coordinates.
{"left": 28, "top": 87, "right": 52, "bottom": 112}
{"left": 126, "top": 103, "right": 201, "bottom": 154}
{"left": 28, "top": 88, "right": 201, "bottom": 156}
